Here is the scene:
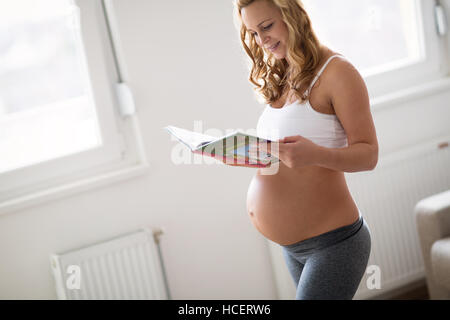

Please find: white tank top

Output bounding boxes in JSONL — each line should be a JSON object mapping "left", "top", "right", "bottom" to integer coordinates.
{"left": 256, "top": 54, "right": 348, "bottom": 148}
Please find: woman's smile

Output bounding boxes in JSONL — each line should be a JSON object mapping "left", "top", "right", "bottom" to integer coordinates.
{"left": 268, "top": 41, "right": 280, "bottom": 52}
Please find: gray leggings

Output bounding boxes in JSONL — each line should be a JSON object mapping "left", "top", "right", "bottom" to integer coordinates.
{"left": 280, "top": 214, "right": 371, "bottom": 300}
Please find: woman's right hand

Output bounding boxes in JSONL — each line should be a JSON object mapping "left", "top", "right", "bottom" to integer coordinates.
{"left": 221, "top": 158, "right": 266, "bottom": 168}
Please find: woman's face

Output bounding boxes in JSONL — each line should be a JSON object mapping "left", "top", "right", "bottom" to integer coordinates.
{"left": 241, "top": 0, "right": 289, "bottom": 59}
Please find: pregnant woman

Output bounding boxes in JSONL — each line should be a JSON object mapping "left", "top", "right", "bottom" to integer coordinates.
{"left": 230, "top": 0, "right": 379, "bottom": 299}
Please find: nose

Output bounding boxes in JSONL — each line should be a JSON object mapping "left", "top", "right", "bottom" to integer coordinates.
{"left": 259, "top": 35, "right": 270, "bottom": 47}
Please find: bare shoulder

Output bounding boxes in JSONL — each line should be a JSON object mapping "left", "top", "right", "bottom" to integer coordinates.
{"left": 325, "top": 55, "right": 362, "bottom": 83}
{"left": 323, "top": 55, "right": 368, "bottom": 100}
{"left": 322, "top": 55, "right": 377, "bottom": 148}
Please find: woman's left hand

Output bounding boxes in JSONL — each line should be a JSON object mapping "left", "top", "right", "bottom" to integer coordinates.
{"left": 250, "top": 135, "right": 321, "bottom": 169}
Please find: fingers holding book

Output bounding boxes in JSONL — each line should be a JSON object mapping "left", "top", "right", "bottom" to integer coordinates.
{"left": 248, "top": 140, "right": 281, "bottom": 159}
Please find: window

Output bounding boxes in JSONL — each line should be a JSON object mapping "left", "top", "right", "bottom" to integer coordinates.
{"left": 0, "top": 0, "right": 102, "bottom": 173}
{"left": 0, "top": 0, "right": 147, "bottom": 214}
{"left": 302, "top": 0, "right": 448, "bottom": 98}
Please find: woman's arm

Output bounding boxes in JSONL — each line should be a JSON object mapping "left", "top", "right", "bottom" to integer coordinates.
{"left": 320, "top": 59, "right": 378, "bottom": 172}
{"left": 267, "top": 59, "right": 378, "bottom": 173}
{"left": 313, "top": 143, "right": 378, "bottom": 172}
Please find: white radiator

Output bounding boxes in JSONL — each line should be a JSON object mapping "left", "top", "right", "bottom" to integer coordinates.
{"left": 50, "top": 227, "right": 171, "bottom": 300}
{"left": 350, "top": 136, "right": 450, "bottom": 299}
{"left": 268, "top": 135, "right": 450, "bottom": 299}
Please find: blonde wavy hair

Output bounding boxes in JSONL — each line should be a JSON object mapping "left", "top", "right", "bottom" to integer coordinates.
{"left": 233, "top": 0, "right": 324, "bottom": 105}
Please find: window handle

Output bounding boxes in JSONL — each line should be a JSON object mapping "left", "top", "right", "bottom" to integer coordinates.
{"left": 435, "top": 1, "right": 448, "bottom": 36}
{"left": 115, "top": 82, "right": 136, "bottom": 116}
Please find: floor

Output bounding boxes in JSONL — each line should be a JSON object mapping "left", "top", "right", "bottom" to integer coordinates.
{"left": 390, "top": 284, "right": 429, "bottom": 300}
{"left": 371, "top": 279, "right": 430, "bottom": 300}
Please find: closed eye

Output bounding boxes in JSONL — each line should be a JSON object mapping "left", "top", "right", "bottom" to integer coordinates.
{"left": 263, "top": 23, "right": 273, "bottom": 31}
{"left": 251, "top": 23, "right": 273, "bottom": 37}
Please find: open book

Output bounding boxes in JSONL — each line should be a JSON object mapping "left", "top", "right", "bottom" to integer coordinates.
{"left": 164, "top": 125, "right": 280, "bottom": 168}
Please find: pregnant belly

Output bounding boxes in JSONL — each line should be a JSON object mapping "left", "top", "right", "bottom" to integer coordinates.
{"left": 246, "top": 165, "right": 357, "bottom": 245}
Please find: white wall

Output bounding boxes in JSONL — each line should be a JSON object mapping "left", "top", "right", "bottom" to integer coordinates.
{"left": 0, "top": 0, "right": 277, "bottom": 300}
{"left": 0, "top": 0, "right": 449, "bottom": 299}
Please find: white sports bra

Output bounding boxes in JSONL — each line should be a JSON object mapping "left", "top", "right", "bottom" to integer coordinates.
{"left": 256, "top": 54, "right": 348, "bottom": 148}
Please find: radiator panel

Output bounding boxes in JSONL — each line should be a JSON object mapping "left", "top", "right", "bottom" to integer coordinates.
{"left": 350, "top": 139, "right": 450, "bottom": 298}
{"left": 50, "top": 228, "right": 168, "bottom": 300}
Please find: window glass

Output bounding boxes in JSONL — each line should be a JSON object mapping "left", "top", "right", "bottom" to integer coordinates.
{"left": 303, "top": 0, "right": 423, "bottom": 76}
{"left": 0, "top": 0, "right": 101, "bottom": 173}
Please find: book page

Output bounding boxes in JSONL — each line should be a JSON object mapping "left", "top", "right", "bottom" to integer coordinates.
{"left": 164, "top": 126, "right": 218, "bottom": 150}
{"left": 221, "top": 133, "right": 278, "bottom": 164}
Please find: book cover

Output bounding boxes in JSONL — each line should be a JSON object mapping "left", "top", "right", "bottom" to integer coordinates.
{"left": 164, "top": 125, "right": 280, "bottom": 168}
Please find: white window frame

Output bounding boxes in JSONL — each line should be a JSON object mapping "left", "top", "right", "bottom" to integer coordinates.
{"left": 366, "top": 0, "right": 450, "bottom": 104}
{"left": 0, "top": 0, "right": 148, "bottom": 215}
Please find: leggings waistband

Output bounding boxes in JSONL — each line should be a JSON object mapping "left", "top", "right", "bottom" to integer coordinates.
{"left": 281, "top": 214, "right": 364, "bottom": 254}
